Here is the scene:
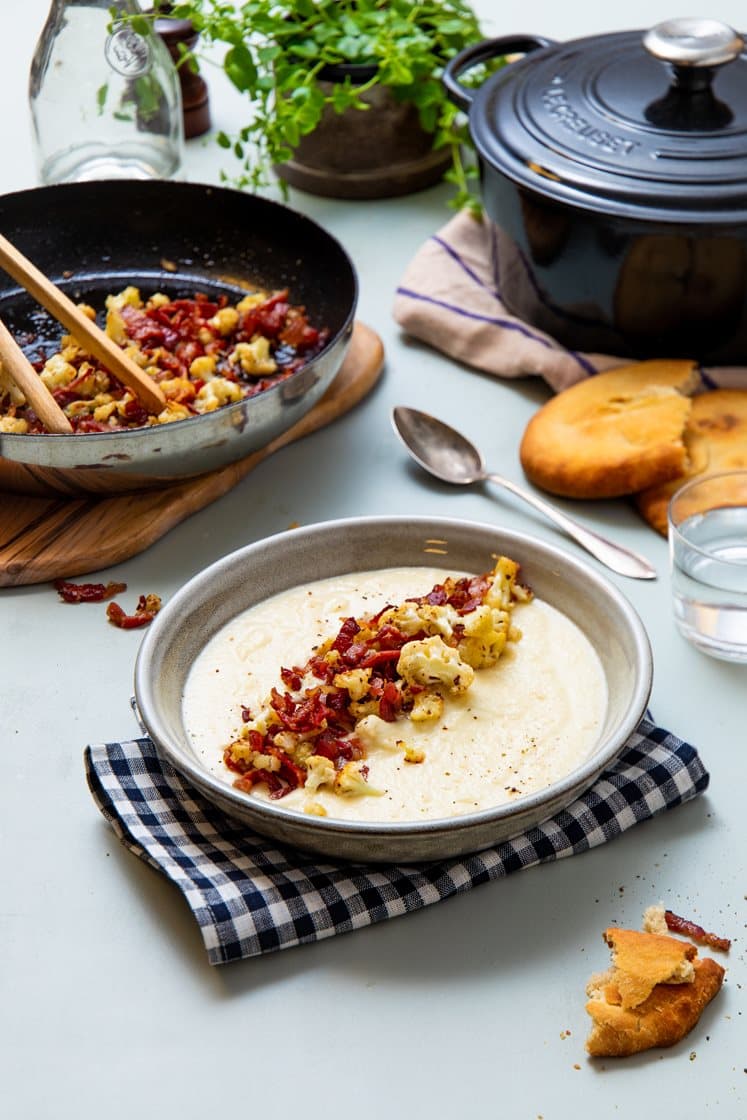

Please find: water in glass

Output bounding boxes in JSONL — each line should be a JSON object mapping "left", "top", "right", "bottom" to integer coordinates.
{"left": 670, "top": 505, "right": 747, "bottom": 662}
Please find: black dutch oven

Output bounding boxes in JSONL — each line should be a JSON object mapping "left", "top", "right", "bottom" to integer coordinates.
{"left": 443, "top": 17, "right": 747, "bottom": 363}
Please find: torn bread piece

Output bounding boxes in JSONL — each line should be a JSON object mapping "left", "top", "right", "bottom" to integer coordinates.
{"left": 586, "top": 957, "right": 725, "bottom": 1058}
{"left": 519, "top": 359, "right": 700, "bottom": 499}
{"left": 635, "top": 389, "right": 747, "bottom": 535}
{"left": 600, "top": 927, "right": 696, "bottom": 1009}
{"left": 585, "top": 927, "right": 725, "bottom": 1058}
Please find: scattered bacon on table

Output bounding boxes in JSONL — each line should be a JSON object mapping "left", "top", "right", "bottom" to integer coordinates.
{"left": 664, "top": 910, "right": 732, "bottom": 952}
{"left": 106, "top": 594, "right": 162, "bottom": 630}
{"left": 53, "top": 579, "right": 162, "bottom": 629}
{"left": 54, "top": 579, "right": 127, "bottom": 603}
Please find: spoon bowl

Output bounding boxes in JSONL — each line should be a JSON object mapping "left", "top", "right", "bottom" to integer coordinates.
{"left": 394, "top": 405, "right": 486, "bottom": 485}
{"left": 392, "top": 406, "right": 657, "bottom": 581}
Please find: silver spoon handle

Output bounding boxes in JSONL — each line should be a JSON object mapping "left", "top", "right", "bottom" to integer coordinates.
{"left": 484, "top": 472, "right": 657, "bottom": 580}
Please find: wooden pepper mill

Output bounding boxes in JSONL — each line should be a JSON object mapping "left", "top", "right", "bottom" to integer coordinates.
{"left": 151, "top": 4, "right": 211, "bottom": 139}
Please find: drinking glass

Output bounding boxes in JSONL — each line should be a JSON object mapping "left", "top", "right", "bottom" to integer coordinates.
{"left": 668, "top": 469, "right": 747, "bottom": 662}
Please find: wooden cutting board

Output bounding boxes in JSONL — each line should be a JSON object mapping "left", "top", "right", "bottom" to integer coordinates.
{"left": 0, "top": 321, "right": 384, "bottom": 587}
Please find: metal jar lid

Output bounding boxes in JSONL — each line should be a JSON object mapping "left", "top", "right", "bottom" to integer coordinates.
{"left": 457, "top": 18, "right": 747, "bottom": 222}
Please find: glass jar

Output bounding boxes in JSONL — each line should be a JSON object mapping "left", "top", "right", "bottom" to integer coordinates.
{"left": 29, "top": 0, "right": 184, "bottom": 184}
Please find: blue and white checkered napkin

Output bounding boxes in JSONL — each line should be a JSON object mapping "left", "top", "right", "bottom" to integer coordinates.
{"left": 84, "top": 717, "right": 709, "bottom": 966}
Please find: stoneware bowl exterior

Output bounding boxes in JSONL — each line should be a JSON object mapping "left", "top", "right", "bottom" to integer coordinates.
{"left": 134, "top": 516, "right": 653, "bottom": 863}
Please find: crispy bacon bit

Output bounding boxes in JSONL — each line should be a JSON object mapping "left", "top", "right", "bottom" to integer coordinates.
{"left": 376, "top": 680, "right": 400, "bottom": 720}
{"left": 411, "top": 572, "right": 492, "bottom": 615}
{"left": 106, "top": 593, "right": 162, "bottom": 630}
{"left": 280, "top": 666, "right": 303, "bottom": 691}
{"left": 54, "top": 579, "right": 127, "bottom": 603}
{"left": 665, "top": 910, "right": 732, "bottom": 952}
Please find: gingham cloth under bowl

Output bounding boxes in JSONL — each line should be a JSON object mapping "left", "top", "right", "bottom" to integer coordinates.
{"left": 84, "top": 715, "right": 709, "bottom": 965}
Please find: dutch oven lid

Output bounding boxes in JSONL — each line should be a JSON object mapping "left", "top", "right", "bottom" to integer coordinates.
{"left": 459, "top": 18, "right": 747, "bottom": 222}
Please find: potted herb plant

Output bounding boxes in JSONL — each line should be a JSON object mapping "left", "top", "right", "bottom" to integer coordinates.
{"left": 145, "top": 0, "right": 486, "bottom": 203}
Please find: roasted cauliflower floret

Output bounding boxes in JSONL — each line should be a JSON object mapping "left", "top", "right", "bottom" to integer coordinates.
{"left": 236, "top": 291, "right": 268, "bottom": 314}
{"left": 304, "top": 754, "right": 336, "bottom": 794}
{"left": 124, "top": 344, "right": 149, "bottom": 368}
{"left": 382, "top": 600, "right": 459, "bottom": 640}
{"left": 456, "top": 604, "right": 511, "bottom": 669}
{"left": 0, "top": 415, "right": 28, "bottom": 433}
{"left": 40, "top": 353, "right": 76, "bottom": 390}
{"left": 397, "top": 635, "right": 475, "bottom": 695}
{"left": 58, "top": 364, "right": 98, "bottom": 401}
{"left": 146, "top": 292, "right": 170, "bottom": 309}
{"left": 333, "top": 761, "right": 382, "bottom": 797}
{"left": 486, "top": 555, "right": 531, "bottom": 610}
{"left": 92, "top": 399, "right": 118, "bottom": 423}
{"left": 105, "top": 307, "right": 128, "bottom": 344}
{"left": 155, "top": 401, "right": 192, "bottom": 424}
{"left": 194, "top": 377, "right": 244, "bottom": 413}
{"left": 353, "top": 713, "right": 402, "bottom": 751}
{"left": 232, "top": 337, "right": 278, "bottom": 377}
{"left": 105, "top": 285, "right": 142, "bottom": 312}
{"left": 209, "top": 306, "right": 240, "bottom": 336}
{"left": 159, "top": 376, "right": 194, "bottom": 400}
{"left": 67, "top": 391, "right": 115, "bottom": 418}
{"left": 189, "top": 354, "right": 217, "bottom": 379}
{"left": 333, "top": 667, "right": 372, "bottom": 702}
{"left": 74, "top": 303, "right": 97, "bottom": 322}
{"left": 225, "top": 740, "right": 281, "bottom": 773}
{"left": 410, "top": 690, "right": 444, "bottom": 722}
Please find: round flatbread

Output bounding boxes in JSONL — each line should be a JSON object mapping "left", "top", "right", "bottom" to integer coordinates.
{"left": 635, "top": 389, "right": 747, "bottom": 535}
{"left": 519, "top": 360, "right": 700, "bottom": 499}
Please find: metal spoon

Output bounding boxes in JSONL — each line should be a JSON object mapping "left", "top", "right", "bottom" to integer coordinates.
{"left": 391, "top": 406, "right": 657, "bottom": 581}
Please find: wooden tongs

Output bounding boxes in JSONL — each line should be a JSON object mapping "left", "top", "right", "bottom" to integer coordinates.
{"left": 0, "top": 232, "right": 166, "bottom": 434}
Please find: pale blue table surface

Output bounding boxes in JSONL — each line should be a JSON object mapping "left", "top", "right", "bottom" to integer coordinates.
{"left": 2, "top": 4, "right": 745, "bottom": 1117}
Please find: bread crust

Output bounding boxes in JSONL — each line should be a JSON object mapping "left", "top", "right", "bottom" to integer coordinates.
{"left": 586, "top": 956, "right": 725, "bottom": 1058}
{"left": 602, "top": 927, "right": 696, "bottom": 1009}
{"left": 636, "top": 389, "right": 747, "bottom": 535}
{"left": 519, "top": 360, "right": 699, "bottom": 499}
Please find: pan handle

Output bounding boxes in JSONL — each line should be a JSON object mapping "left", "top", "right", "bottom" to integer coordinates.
{"left": 443, "top": 35, "right": 555, "bottom": 111}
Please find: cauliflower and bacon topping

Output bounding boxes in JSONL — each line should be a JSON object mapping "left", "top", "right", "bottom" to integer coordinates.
{"left": 0, "top": 286, "right": 329, "bottom": 434}
{"left": 223, "top": 557, "right": 531, "bottom": 806}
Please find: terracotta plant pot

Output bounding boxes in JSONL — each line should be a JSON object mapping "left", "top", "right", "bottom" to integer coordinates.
{"left": 276, "top": 62, "right": 451, "bottom": 199}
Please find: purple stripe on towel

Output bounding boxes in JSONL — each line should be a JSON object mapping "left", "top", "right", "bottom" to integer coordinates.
{"left": 430, "top": 234, "right": 597, "bottom": 379}
{"left": 396, "top": 286, "right": 596, "bottom": 380}
{"left": 432, "top": 234, "right": 502, "bottom": 301}
{"left": 396, "top": 286, "right": 561, "bottom": 347}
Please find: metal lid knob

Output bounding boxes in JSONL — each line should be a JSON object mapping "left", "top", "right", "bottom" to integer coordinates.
{"left": 643, "top": 17, "right": 744, "bottom": 68}
{"left": 643, "top": 17, "right": 744, "bottom": 126}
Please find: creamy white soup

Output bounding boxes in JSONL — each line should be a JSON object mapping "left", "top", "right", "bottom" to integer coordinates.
{"left": 182, "top": 566, "right": 607, "bottom": 822}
